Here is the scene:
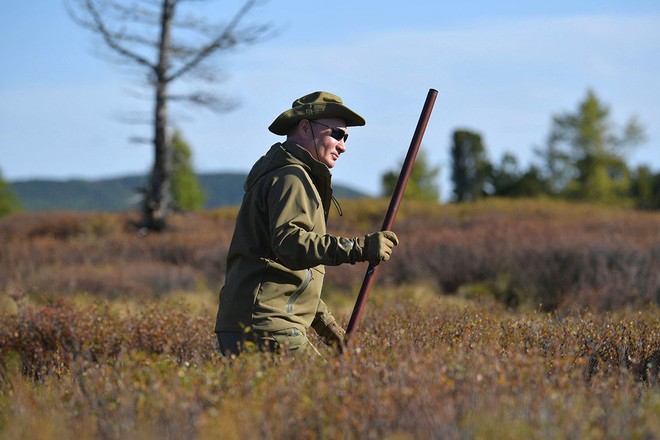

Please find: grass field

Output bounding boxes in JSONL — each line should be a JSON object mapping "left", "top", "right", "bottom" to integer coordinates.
{"left": 1, "top": 199, "right": 658, "bottom": 439}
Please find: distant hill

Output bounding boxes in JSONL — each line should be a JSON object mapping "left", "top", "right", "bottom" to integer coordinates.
{"left": 9, "top": 173, "right": 368, "bottom": 212}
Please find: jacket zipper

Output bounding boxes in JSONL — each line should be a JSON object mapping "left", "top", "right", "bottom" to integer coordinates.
{"left": 285, "top": 269, "right": 312, "bottom": 315}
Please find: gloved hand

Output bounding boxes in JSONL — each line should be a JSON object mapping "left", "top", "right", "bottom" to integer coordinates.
{"left": 363, "top": 231, "right": 399, "bottom": 263}
{"left": 318, "top": 321, "right": 346, "bottom": 351}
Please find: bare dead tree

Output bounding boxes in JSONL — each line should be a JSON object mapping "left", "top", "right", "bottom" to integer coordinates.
{"left": 65, "top": 0, "right": 272, "bottom": 231}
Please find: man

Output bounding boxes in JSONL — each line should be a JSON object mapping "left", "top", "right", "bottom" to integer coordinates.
{"left": 214, "top": 91, "right": 399, "bottom": 355}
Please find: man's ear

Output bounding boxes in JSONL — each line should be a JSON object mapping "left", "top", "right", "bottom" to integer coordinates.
{"left": 298, "top": 119, "right": 310, "bottom": 135}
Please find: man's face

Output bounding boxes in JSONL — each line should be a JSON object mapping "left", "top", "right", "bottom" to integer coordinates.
{"left": 308, "top": 118, "right": 348, "bottom": 169}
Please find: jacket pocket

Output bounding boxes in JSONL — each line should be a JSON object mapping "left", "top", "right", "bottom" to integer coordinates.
{"left": 285, "top": 268, "right": 312, "bottom": 315}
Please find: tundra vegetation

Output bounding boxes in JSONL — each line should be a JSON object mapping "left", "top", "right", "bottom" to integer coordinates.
{"left": 0, "top": 199, "right": 658, "bottom": 439}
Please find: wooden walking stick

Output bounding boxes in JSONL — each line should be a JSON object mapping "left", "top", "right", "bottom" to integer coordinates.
{"left": 345, "top": 88, "right": 438, "bottom": 342}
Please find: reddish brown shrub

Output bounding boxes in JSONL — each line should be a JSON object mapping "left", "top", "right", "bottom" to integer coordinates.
{"left": 0, "top": 298, "right": 216, "bottom": 380}
{"left": 0, "top": 200, "right": 658, "bottom": 311}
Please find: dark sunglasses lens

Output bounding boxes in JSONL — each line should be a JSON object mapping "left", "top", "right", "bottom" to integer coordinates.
{"left": 331, "top": 128, "right": 348, "bottom": 142}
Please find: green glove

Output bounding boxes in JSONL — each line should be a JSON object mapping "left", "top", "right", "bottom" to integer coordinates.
{"left": 318, "top": 321, "right": 346, "bottom": 351}
{"left": 364, "top": 231, "right": 399, "bottom": 263}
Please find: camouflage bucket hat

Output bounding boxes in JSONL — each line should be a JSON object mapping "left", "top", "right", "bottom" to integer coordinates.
{"left": 268, "top": 91, "right": 366, "bottom": 135}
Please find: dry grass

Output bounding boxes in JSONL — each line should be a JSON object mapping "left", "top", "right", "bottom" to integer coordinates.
{"left": 1, "top": 198, "right": 658, "bottom": 312}
{"left": 0, "top": 199, "right": 659, "bottom": 438}
{"left": 0, "top": 294, "right": 658, "bottom": 439}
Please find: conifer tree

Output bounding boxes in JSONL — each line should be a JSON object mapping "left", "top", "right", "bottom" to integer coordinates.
{"left": 381, "top": 150, "right": 441, "bottom": 202}
{"left": 0, "top": 169, "right": 21, "bottom": 218}
{"left": 450, "top": 130, "right": 491, "bottom": 202}
{"left": 66, "top": 0, "right": 271, "bottom": 230}
{"left": 539, "top": 89, "right": 646, "bottom": 203}
{"left": 170, "top": 130, "right": 206, "bottom": 212}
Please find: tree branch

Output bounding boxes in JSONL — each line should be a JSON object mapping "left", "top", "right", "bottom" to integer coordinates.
{"left": 168, "top": 91, "right": 238, "bottom": 112}
{"left": 167, "top": 0, "right": 262, "bottom": 82}
{"left": 80, "top": 0, "right": 157, "bottom": 72}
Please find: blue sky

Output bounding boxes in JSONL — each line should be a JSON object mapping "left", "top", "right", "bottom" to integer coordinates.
{"left": 2, "top": 1, "right": 659, "bottom": 201}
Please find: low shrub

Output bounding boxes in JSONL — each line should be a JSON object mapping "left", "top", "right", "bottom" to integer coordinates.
{"left": 0, "top": 199, "right": 658, "bottom": 311}
{"left": 0, "top": 297, "right": 658, "bottom": 439}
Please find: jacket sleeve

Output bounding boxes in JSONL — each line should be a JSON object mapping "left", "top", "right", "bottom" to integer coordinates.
{"left": 267, "top": 167, "right": 366, "bottom": 270}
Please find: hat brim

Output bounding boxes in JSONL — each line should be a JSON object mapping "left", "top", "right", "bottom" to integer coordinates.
{"left": 268, "top": 102, "right": 365, "bottom": 135}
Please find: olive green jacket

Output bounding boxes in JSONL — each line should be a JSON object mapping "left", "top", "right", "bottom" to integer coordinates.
{"left": 214, "top": 141, "right": 366, "bottom": 336}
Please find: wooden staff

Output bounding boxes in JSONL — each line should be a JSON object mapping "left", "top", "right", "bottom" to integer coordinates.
{"left": 345, "top": 88, "right": 438, "bottom": 341}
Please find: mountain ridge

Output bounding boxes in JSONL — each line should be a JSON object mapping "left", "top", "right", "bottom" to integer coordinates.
{"left": 9, "top": 172, "right": 369, "bottom": 212}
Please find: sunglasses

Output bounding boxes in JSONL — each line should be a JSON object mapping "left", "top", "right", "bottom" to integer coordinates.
{"left": 311, "top": 121, "right": 348, "bottom": 143}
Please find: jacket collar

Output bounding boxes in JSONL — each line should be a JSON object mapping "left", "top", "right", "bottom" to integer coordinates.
{"left": 281, "top": 140, "right": 331, "bottom": 179}
{"left": 282, "top": 141, "right": 333, "bottom": 220}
